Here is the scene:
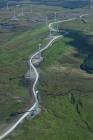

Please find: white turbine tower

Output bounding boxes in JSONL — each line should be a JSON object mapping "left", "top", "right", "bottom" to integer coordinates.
{"left": 30, "top": 4, "right": 32, "bottom": 13}
{"left": 38, "top": 43, "right": 42, "bottom": 58}
{"left": 6, "top": 0, "right": 9, "bottom": 10}
{"left": 13, "top": 8, "right": 16, "bottom": 18}
{"left": 49, "top": 29, "right": 52, "bottom": 38}
{"left": 54, "top": 12, "right": 57, "bottom": 22}
{"left": 54, "top": 12, "right": 58, "bottom": 31}
{"left": 45, "top": 16, "right": 48, "bottom": 25}
{"left": 21, "top": 7, "right": 24, "bottom": 16}
{"left": 91, "top": 0, "right": 93, "bottom": 8}
{"left": 11, "top": 6, "right": 19, "bottom": 21}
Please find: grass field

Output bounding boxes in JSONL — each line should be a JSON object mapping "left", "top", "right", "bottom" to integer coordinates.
{"left": 8, "top": 37, "right": 93, "bottom": 140}
{"left": 0, "top": 3, "right": 93, "bottom": 140}
{"left": 0, "top": 22, "right": 49, "bottom": 127}
{"left": 0, "top": 3, "right": 60, "bottom": 128}
{"left": 5, "top": 15, "right": 93, "bottom": 140}
{"left": 0, "top": 2, "right": 71, "bottom": 132}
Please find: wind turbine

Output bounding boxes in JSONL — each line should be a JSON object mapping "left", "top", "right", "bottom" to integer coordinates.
{"left": 30, "top": 4, "right": 33, "bottom": 13}
{"left": 91, "top": 0, "right": 93, "bottom": 8}
{"left": 54, "top": 12, "right": 57, "bottom": 22}
{"left": 38, "top": 43, "right": 42, "bottom": 58}
{"left": 21, "top": 7, "right": 24, "bottom": 16}
{"left": 11, "top": 7, "right": 19, "bottom": 21}
{"left": 49, "top": 29, "right": 52, "bottom": 38}
{"left": 6, "top": 0, "right": 9, "bottom": 10}
{"left": 45, "top": 16, "right": 48, "bottom": 25}
{"left": 54, "top": 12, "right": 59, "bottom": 31}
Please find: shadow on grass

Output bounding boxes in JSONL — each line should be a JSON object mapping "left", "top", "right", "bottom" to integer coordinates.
{"left": 60, "top": 29, "right": 93, "bottom": 73}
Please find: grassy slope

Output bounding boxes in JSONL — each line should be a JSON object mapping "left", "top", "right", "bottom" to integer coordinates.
{"left": 0, "top": 2, "right": 75, "bottom": 129}
{"left": 8, "top": 15, "right": 93, "bottom": 140}
{"left": 0, "top": 25, "right": 48, "bottom": 125}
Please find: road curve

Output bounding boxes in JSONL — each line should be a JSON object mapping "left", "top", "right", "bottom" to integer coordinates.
{"left": 0, "top": 13, "right": 88, "bottom": 140}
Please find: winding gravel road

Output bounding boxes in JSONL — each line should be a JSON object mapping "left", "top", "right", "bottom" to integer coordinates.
{"left": 0, "top": 13, "right": 88, "bottom": 140}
